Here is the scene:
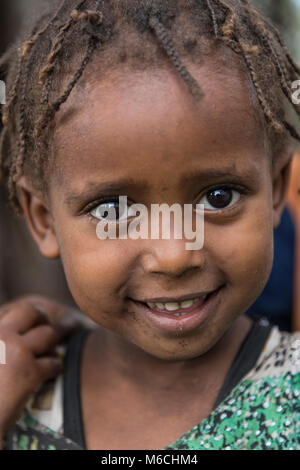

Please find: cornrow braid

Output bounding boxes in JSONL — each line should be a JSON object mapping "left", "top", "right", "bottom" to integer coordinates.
{"left": 262, "top": 13, "right": 300, "bottom": 77}
{"left": 70, "top": 8, "right": 103, "bottom": 24}
{"left": 7, "top": 50, "right": 37, "bottom": 213}
{"left": 38, "top": 0, "right": 88, "bottom": 87}
{"left": 2, "top": 4, "right": 67, "bottom": 131}
{"left": 215, "top": 0, "right": 242, "bottom": 54}
{"left": 1, "top": 51, "right": 22, "bottom": 128}
{"left": 21, "top": 0, "right": 67, "bottom": 59}
{"left": 7, "top": 51, "right": 31, "bottom": 215}
{"left": 38, "top": 0, "right": 91, "bottom": 118}
{"left": 240, "top": 42, "right": 285, "bottom": 134}
{"left": 34, "top": 2, "right": 103, "bottom": 177}
{"left": 0, "top": 12, "right": 58, "bottom": 183}
{"left": 206, "top": 0, "right": 219, "bottom": 38}
{"left": 35, "top": 4, "right": 103, "bottom": 141}
{"left": 0, "top": 0, "right": 299, "bottom": 215}
{"left": 148, "top": 16, "right": 203, "bottom": 99}
{"left": 242, "top": 0, "right": 300, "bottom": 139}
{"left": 212, "top": 0, "right": 299, "bottom": 139}
{"left": 248, "top": 6, "right": 300, "bottom": 102}
{"left": 35, "top": 34, "right": 99, "bottom": 141}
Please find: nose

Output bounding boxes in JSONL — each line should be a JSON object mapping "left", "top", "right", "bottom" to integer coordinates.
{"left": 140, "top": 238, "right": 205, "bottom": 278}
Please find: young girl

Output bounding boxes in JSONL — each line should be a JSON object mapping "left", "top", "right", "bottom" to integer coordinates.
{"left": 0, "top": 0, "right": 299, "bottom": 450}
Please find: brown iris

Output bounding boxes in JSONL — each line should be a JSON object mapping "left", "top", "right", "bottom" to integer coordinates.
{"left": 206, "top": 188, "right": 233, "bottom": 209}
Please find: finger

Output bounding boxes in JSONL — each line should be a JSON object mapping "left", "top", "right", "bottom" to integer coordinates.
{"left": 18, "top": 296, "right": 80, "bottom": 341}
{"left": 49, "top": 309, "right": 94, "bottom": 343}
{"left": 0, "top": 302, "right": 49, "bottom": 333}
{"left": 30, "top": 302, "right": 92, "bottom": 343}
{"left": 22, "top": 324, "right": 60, "bottom": 356}
{"left": 20, "top": 295, "right": 64, "bottom": 323}
{"left": 0, "top": 298, "right": 23, "bottom": 318}
{"left": 35, "top": 356, "right": 63, "bottom": 384}
{"left": 0, "top": 296, "right": 44, "bottom": 317}
{"left": 14, "top": 295, "right": 95, "bottom": 334}
{"left": 0, "top": 304, "right": 13, "bottom": 319}
{"left": 0, "top": 295, "right": 54, "bottom": 321}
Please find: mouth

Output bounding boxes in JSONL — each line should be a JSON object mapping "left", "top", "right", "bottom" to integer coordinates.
{"left": 129, "top": 286, "right": 224, "bottom": 335}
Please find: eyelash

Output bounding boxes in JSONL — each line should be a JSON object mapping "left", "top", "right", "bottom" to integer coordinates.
{"left": 83, "top": 184, "right": 250, "bottom": 222}
{"left": 197, "top": 184, "right": 249, "bottom": 211}
{"left": 84, "top": 197, "right": 122, "bottom": 224}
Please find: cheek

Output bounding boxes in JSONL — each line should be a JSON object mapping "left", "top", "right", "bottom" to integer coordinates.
{"left": 206, "top": 198, "right": 274, "bottom": 297}
{"left": 56, "top": 226, "right": 137, "bottom": 317}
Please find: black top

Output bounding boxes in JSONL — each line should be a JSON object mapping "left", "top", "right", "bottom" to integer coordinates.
{"left": 63, "top": 316, "right": 273, "bottom": 449}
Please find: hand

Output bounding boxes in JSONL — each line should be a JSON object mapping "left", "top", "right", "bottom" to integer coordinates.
{"left": 0, "top": 295, "right": 95, "bottom": 447}
{"left": 19, "top": 294, "right": 96, "bottom": 342}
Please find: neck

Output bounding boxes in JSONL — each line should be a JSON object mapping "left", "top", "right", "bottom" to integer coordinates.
{"left": 86, "top": 315, "right": 252, "bottom": 394}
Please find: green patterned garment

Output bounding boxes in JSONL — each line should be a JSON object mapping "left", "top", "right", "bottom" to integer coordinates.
{"left": 3, "top": 324, "right": 300, "bottom": 450}
{"left": 165, "top": 372, "right": 299, "bottom": 450}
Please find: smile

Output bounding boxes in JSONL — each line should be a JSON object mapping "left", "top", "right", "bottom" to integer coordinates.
{"left": 145, "top": 296, "right": 208, "bottom": 316}
{"left": 130, "top": 286, "right": 223, "bottom": 334}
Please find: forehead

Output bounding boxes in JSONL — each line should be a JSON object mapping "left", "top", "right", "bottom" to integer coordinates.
{"left": 52, "top": 48, "right": 269, "bottom": 190}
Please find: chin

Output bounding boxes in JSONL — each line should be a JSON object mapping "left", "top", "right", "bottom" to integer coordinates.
{"left": 136, "top": 336, "right": 215, "bottom": 362}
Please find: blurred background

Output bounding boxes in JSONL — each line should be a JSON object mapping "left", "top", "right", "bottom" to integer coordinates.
{"left": 0, "top": 0, "right": 299, "bottom": 331}
{"left": 254, "top": 0, "right": 300, "bottom": 61}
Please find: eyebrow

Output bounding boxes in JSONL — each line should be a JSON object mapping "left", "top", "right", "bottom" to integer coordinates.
{"left": 64, "top": 166, "right": 259, "bottom": 207}
{"left": 182, "top": 167, "right": 260, "bottom": 184}
{"left": 65, "top": 177, "right": 149, "bottom": 206}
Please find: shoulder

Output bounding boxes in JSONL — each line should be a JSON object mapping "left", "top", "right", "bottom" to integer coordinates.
{"left": 3, "top": 346, "right": 65, "bottom": 449}
{"left": 236, "top": 324, "right": 300, "bottom": 429}
{"left": 165, "top": 323, "right": 300, "bottom": 450}
{"left": 250, "top": 325, "right": 300, "bottom": 378}
{"left": 3, "top": 329, "right": 89, "bottom": 450}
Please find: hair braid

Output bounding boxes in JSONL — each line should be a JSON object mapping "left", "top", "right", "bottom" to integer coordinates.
{"left": 36, "top": 34, "right": 99, "bottom": 139}
{"left": 1, "top": 51, "right": 22, "bottom": 128}
{"left": 244, "top": 2, "right": 300, "bottom": 139}
{"left": 34, "top": 32, "right": 100, "bottom": 179}
{"left": 35, "top": 3, "right": 103, "bottom": 141}
{"left": 205, "top": 0, "right": 219, "bottom": 38}
{"left": 215, "top": 0, "right": 242, "bottom": 54}
{"left": 0, "top": 0, "right": 299, "bottom": 215}
{"left": 261, "top": 14, "right": 300, "bottom": 77}
{"left": 21, "top": 0, "right": 67, "bottom": 60}
{"left": 148, "top": 16, "right": 203, "bottom": 99}
{"left": 7, "top": 56, "right": 37, "bottom": 214}
{"left": 239, "top": 43, "right": 284, "bottom": 134}
{"left": 38, "top": 0, "right": 88, "bottom": 87}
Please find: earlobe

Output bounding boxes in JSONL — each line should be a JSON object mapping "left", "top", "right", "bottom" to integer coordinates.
{"left": 17, "top": 176, "right": 60, "bottom": 259}
{"left": 272, "top": 147, "right": 293, "bottom": 229}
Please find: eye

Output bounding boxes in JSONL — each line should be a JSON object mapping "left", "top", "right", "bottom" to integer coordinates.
{"left": 90, "top": 199, "right": 136, "bottom": 222}
{"left": 198, "top": 187, "right": 241, "bottom": 211}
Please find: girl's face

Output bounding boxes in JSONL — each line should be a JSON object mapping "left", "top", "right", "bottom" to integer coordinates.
{"left": 21, "top": 50, "right": 290, "bottom": 360}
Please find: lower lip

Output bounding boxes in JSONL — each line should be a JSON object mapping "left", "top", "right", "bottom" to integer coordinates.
{"left": 130, "top": 288, "right": 222, "bottom": 335}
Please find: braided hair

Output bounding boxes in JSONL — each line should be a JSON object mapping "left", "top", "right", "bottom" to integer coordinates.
{"left": 0, "top": 0, "right": 299, "bottom": 215}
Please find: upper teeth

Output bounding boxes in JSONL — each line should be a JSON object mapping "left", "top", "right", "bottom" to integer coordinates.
{"left": 146, "top": 297, "right": 202, "bottom": 311}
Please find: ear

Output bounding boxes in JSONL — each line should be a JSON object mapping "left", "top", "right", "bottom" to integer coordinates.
{"left": 17, "top": 176, "right": 60, "bottom": 259}
{"left": 272, "top": 146, "right": 294, "bottom": 229}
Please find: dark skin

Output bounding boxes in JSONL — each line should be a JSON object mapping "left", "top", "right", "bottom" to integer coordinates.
{"left": 0, "top": 294, "right": 95, "bottom": 448}
{"left": 17, "top": 45, "right": 292, "bottom": 449}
